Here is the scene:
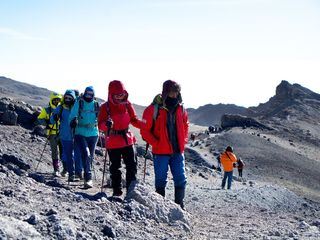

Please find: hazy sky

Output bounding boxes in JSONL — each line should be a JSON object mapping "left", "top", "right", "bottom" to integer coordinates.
{"left": 0, "top": 0, "right": 319, "bottom": 108}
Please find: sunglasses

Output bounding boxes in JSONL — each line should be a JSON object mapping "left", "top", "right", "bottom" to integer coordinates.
{"left": 113, "top": 93, "right": 126, "bottom": 99}
{"left": 52, "top": 98, "right": 61, "bottom": 103}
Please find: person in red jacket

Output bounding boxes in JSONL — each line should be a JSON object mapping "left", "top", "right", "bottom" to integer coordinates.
{"left": 141, "top": 80, "right": 189, "bottom": 210}
{"left": 98, "top": 80, "right": 143, "bottom": 196}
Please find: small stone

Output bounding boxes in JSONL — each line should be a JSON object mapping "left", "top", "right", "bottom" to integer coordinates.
{"left": 46, "top": 208, "right": 58, "bottom": 216}
{"left": 25, "top": 214, "right": 38, "bottom": 225}
{"left": 102, "top": 225, "right": 116, "bottom": 238}
{"left": 311, "top": 219, "right": 320, "bottom": 227}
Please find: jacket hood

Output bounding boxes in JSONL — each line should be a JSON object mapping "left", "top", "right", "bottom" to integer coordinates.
{"left": 64, "top": 89, "right": 76, "bottom": 99}
{"left": 108, "top": 80, "right": 128, "bottom": 104}
{"left": 49, "top": 92, "right": 62, "bottom": 108}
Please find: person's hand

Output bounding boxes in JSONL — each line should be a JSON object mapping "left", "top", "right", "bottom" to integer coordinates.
{"left": 106, "top": 118, "right": 113, "bottom": 129}
{"left": 233, "top": 163, "right": 237, "bottom": 168}
{"left": 70, "top": 118, "right": 78, "bottom": 129}
{"left": 53, "top": 114, "right": 59, "bottom": 122}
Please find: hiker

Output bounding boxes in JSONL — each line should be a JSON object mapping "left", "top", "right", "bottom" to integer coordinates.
{"left": 237, "top": 157, "right": 245, "bottom": 178}
{"left": 220, "top": 146, "right": 237, "bottom": 189}
{"left": 71, "top": 88, "right": 83, "bottom": 179}
{"left": 69, "top": 86, "right": 99, "bottom": 188}
{"left": 98, "top": 80, "right": 143, "bottom": 196}
{"left": 190, "top": 133, "right": 196, "bottom": 141}
{"left": 37, "top": 92, "right": 63, "bottom": 176}
{"left": 50, "top": 90, "right": 82, "bottom": 181}
{"left": 141, "top": 80, "right": 189, "bottom": 210}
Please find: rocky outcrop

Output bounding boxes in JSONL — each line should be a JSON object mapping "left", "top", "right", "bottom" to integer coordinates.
{"left": 0, "top": 97, "right": 39, "bottom": 129}
{"left": 221, "top": 114, "right": 273, "bottom": 130}
{"left": 249, "top": 80, "right": 320, "bottom": 120}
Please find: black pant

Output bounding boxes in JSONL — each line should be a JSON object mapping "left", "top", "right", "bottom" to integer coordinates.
{"left": 238, "top": 169, "right": 243, "bottom": 178}
{"left": 108, "top": 145, "right": 137, "bottom": 191}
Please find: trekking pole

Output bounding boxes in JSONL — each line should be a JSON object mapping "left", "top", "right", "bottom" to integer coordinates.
{"left": 35, "top": 137, "right": 50, "bottom": 171}
{"left": 100, "top": 132, "right": 108, "bottom": 192}
{"left": 143, "top": 143, "right": 149, "bottom": 182}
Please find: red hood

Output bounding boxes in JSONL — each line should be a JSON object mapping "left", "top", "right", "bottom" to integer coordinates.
{"left": 108, "top": 80, "right": 128, "bottom": 104}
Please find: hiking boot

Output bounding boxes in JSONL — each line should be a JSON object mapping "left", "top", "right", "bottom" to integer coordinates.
{"left": 174, "top": 187, "right": 185, "bottom": 210}
{"left": 75, "top": 173, "right": 83, "bottom": 180}
{"left": 113, "top": 189, "right": 123, "bottom": 197}
{"left": 61, "top": 169, "right": 68, "bottom": 177}
{"left": 84, "top": 180, "right": 93, "bottom": 188}
{"left": 68, "top": 175, "right": 75, "bottom": 182}
{"left": 53, "top": 171, "right": 61, "bottom": 177}
{"left": 156, "top": 187, "right": 165, "bottom": 197}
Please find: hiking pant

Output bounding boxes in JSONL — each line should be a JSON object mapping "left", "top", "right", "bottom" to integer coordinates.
{"left": 108, "top": 145, "right": 137, "bottom": 192}
{"left": 49, "top": 134, "right": 62, "bottom": 171}
{"left": 153, "top": 153, "right": 187, "bottom": 189}
{"left": 74, "top": 135, "right": 98, "bottom": 181}
{"left": 61, "top": 140, "right": 82, "bottom": 177}
{"left": 74, "top": 141, "right": 83, "bottom": 175}
{"left": 222, "top": 171, "right": 233, "bottom": 189}
{"left": 238, "top": 169, "right": 243, "bottom": 178}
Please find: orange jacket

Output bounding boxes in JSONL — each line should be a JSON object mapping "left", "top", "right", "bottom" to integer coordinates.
{"left": 220, "top": 151, "right": 237, "bottom": 172}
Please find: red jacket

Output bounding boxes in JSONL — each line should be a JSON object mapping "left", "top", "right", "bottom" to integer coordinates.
{"left": 141, "top": 104, "right": 189, "bottom": 154}
{"left": 98, "top": 81, "right": 142, "bottom": 149}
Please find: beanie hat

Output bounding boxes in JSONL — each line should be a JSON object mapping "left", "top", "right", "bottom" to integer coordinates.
{"left": 162, "top": 80, "right": 182, "bottom": 103}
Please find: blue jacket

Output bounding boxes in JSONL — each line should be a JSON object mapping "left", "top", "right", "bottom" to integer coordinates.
{"left": 50, "top": 105, "right": 73, "bottom": 141}
{"left": 69, "top": 98, "right": 99, "bottom": 137}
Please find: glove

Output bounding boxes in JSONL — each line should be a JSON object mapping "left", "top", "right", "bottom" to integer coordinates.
{"left": 106, "top": 118, "right": 113, "bottom": 129}
{"left": 233, "top": 163, "right": 237, "bottom": 168}
{"left": 53, "top": 114, "right": 59, "bottom": 122}
{"left": 70, "top": 118, "right": 78, "bottom": 129}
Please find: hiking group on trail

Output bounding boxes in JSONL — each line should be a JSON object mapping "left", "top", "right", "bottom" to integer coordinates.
{"left": 37, "top": 79, "right": 244, "bottom": 209}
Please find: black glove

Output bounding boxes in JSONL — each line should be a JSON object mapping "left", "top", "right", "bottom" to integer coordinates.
{"left": 70, "top": 118, "right": 78, "bottom": 129}
{"left": 106, "top": 118, "right": 113, "bottom": 129}
{"left": 53, "top": 114, "right": 59, "bottom": 122}
{"left": 233, "top": 163, "right": 237, "bottom": 168}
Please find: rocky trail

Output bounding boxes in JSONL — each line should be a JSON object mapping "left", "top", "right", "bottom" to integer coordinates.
{"left": 1, "top": 124, "right": 320, "bottom": 239}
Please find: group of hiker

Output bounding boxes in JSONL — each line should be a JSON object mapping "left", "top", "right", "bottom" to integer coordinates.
{"left": 37, "top": 79, "right": 245, "bottom": 210}
{"left": 37, "top": 80, "right": 188, "bottom": 209}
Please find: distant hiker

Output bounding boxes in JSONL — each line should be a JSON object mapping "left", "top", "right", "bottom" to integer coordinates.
{"left": 37, "top": 92, "right": 63, "bottom": 176}
{"left": 50, "top": 90, "right": 82, "bottom": 182}
{"left": 216, "top": 155, "right": 222, "bottom": 172}
{"left": 98, "top": 80, "right": 143, "bottom": 196}
{"left": 69, "top": 86, "right": 99, "bottom": 188}
{"left": 220, "top": 146, "right": 237, "bottom": 189}
{"left": 190, "top": 133, "right": 196, "bottom": 141}
{"left": 237, "top": 157, "right": 245, "bottom": 178}
{"left": 141, "top": 80, "right": 189, "bottom": 210}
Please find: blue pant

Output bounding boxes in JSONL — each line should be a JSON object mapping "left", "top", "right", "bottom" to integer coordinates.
{"left": 222, "top": 171, "right": 233, "bottom": 189}
{"left": 74, "top": 135, "right": 98, "bottom": 181}
{"left": 74, "top": 142, "right": 83, "bottom": 175}
{"left": 153, "top": 153, "right": 187, "bottom": 189}
{"left": 61, "top": 140, "right": 82, "bottom": 176}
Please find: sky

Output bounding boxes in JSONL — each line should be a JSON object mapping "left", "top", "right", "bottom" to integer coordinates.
{"left": 0, "top": 0, "right": 319, "bottom": 108}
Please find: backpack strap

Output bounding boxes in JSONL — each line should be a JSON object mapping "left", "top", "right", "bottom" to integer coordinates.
{"left": 78, "top": 98, "right": 100, "bottom": 119}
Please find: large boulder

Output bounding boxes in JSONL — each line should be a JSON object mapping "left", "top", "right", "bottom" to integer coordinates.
{"left": 221, "top": 114, "right": 272, "bottom": 130}
{"left": 0, "top": 97, "right": 39, "bottom": 129}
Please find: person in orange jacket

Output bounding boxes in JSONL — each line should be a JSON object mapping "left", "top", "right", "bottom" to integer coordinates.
{"left": 220, "top": 146, "right": 237, "bottom": 189}
{"left": 98, "top": 80, "right": 143, "bottom": 196}
{"left": 140, "top": 80, "right": 189, "bottom": 210}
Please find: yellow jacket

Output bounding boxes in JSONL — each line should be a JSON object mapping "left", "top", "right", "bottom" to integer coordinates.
{"left": 37, "top": 92, "right": 62, "bottom": 136}
{"left": 220, "top": 151, "right": 237, "bottom": 172}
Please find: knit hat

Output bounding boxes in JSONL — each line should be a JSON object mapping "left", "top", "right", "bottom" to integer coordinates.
{"left": 161, "top": 80, "right": 182, "bottom": 103}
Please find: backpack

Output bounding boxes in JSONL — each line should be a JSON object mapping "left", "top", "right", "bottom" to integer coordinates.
{"left": 78, "top": 98, "right": 100, "bottom": 119}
